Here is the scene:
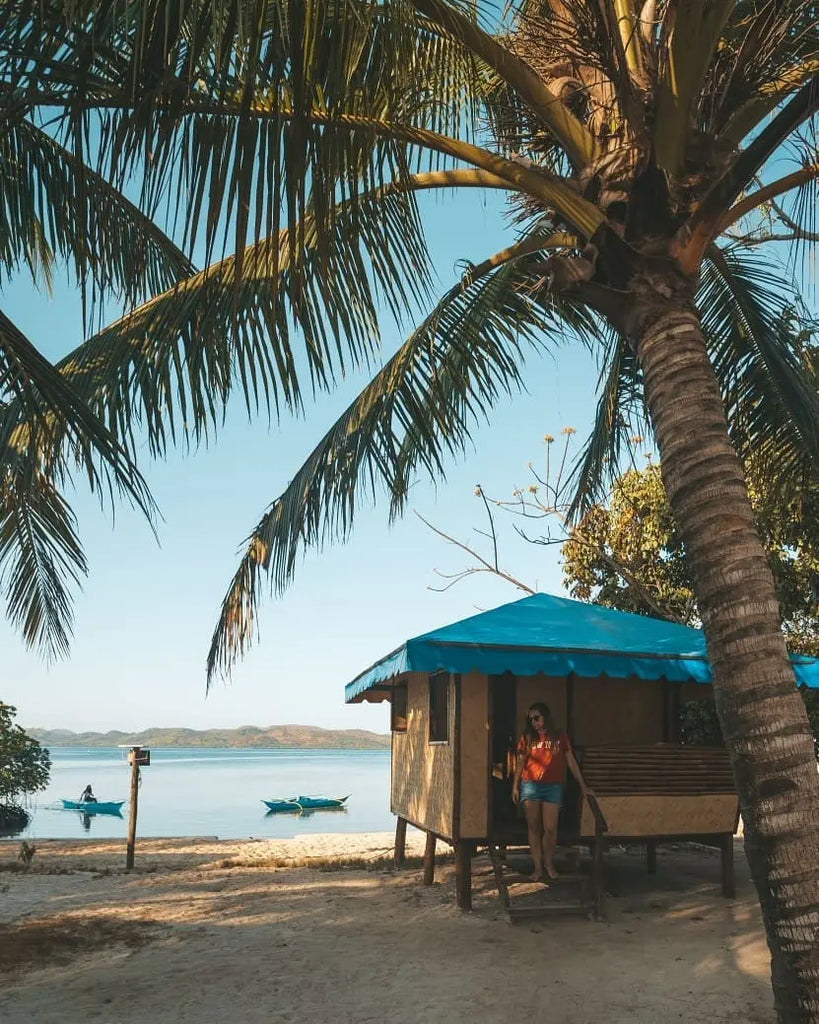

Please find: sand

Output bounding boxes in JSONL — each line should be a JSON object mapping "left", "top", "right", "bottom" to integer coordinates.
{"left": 0, "top": 831, "right": 774, "bottom": 1024}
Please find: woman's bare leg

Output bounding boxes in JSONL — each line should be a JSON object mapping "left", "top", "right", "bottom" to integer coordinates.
{"left": 542, "top": 801, "right": 560, "bottom": 879}
{"left": 523, "top": 800, "right": 544, "bottom": 880}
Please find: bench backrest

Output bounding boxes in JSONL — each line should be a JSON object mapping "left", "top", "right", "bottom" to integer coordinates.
{"left": 578, "top": 744, "right": 735, "bottom": 796}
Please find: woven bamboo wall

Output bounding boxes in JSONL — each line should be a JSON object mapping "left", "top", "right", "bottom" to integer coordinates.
{"left": 391, "top": 673, "right": 454, "bottom": 837}
{"left": 573, "top": 676, "right": 664, "bottom": 745}
{"left": 459, "top": 671, "right": 488, "bottom": 838}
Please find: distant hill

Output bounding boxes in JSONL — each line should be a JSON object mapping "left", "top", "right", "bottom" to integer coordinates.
{"left": 28, "top": 724, "right": 390, "bottom": 750}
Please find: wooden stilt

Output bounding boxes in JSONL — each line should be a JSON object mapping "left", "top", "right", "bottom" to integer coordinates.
{"left": 125, "top": 751, "right": 140, "bottom": 870}
{"left": 646, "top": 839, "right": 657, "bottom": 875}
{"left": 720, "top": 833, "right": 735, "bottom": 898}
{"left": 455, "top": 840, "right": 475, "bottom": 911}
{"left": 394, "top": 816, "right": 407, "bottom": 870}
{"left": 591, "top": 835, "right": 605, "bottom": 920}
{"left": 423, "top": 831, "right": 437, "bottom": 885}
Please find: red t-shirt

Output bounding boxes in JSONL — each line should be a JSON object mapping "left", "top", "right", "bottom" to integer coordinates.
{"left": 517, "top": 732, "right": 570, "bottom": 783}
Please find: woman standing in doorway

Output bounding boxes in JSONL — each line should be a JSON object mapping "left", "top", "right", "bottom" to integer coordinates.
{"left": 512, "top": 702, "right": 591, "bottom": 881}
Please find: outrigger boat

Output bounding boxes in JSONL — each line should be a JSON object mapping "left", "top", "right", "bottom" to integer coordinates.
{"left": 60, "top": 799, "right": 125, "bottom": 815}
{"left": 262, "top": 795, "right": 349, "bottom": 813}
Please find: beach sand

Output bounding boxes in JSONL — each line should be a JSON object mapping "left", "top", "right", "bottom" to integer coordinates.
{"left": 0, "top": 831, "right": 773, "bottom": 1024}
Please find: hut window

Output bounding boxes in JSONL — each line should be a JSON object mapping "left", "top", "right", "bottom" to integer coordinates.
{"left": 391, "top": 683, "right": 408, "bottom": 732}
{"left": 428, "top": 673, "right": 450, "bottom": 743}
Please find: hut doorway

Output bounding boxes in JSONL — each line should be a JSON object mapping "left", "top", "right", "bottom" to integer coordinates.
{"left": 489, "top": 671, "right": 584, "bottom": 845}
{"left": 489, "top": 673, "right": 517, "bottom": 831}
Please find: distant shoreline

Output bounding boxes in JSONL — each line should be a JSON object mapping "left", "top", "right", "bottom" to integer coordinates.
{"left": 29, "top": 724, "right": 390, "bottom": 750}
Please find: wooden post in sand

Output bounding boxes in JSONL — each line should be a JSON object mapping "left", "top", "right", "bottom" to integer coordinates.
{"left": 394, "top": 816, "right": 407, "bottom": 869}
{"left": 124, "top": 745, "right": 150, "bottom": 869}
{"left": 455, "top": 840, "right": 475, "bottom": 911}
{"left": 422, "top": 831, "right": 437, "bottom": 885}
{"left": 646, "top": 839, "right": 657, "bottom": 875}
{"left": 719, "top": 833, "right": 735, "bottom": 898}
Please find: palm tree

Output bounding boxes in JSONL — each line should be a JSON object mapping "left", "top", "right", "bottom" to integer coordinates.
{"left": 3, "top": 2, "right": 819, "bottom": 1017}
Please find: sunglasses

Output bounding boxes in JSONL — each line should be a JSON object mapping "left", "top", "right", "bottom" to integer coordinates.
{"left": 528, "top": 713, "right": 543, "bottom": 723}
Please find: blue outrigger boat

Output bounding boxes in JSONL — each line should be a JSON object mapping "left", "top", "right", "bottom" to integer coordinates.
{"left": 262, "top": 795, "right": 349, "bottom": 813}
{"left": 60, "top": 799, "right": 125, "bottom": 815}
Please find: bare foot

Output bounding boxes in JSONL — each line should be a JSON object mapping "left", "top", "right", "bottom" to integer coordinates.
{"left": 545, "top": 865, "right": 559, "bottom": 880}
{"left": 530, "top": 871, "right": 543, "bottom": 882}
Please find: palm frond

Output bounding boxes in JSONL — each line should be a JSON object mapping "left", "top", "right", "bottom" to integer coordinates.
{"left": 408, "top": 0, "right": 597, "bottom": 167}
{"left": 0, "top": 444, "right": 87, "bottom": 660}
{"left": 764, "top": 138, "right": 819, "bottom": 273}
{"left": 52, "top": 184, "right": 433, "bottom": 459}
{"left": 207, "top": 252, "right": 598, "bottom": 681}
{"left": 701, "top": 245, "right": 819, "bottom": 486}
{"left": 1, "top": 0, "right": 495, "bottom": 266}
{"left": 684, "top": 75, "right": 819, "bottom": 266}
{"left": 0, "top": 307, "right": 156, "bottom": 659}
{"left": 567, "top": 243, "right": 819, "bottom": 522}
{"left": 0, "top": 114, "right": 194, "bottom": 311}
{"left": 721, "top": 166, "right": 819, "bottom": 234}
{"left": 0, "top": 308, "right": 154, "bottom": 513}
{"left": 565, "top": 330, "right": 645, "bottom": 522}
{"left": 654, "top": 0, "right": 734, "bottom": 175}
{"left": 715, "top": 1, "right": 819, "bottom": 147}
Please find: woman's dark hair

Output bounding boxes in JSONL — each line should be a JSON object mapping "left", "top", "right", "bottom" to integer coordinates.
{"left": 524, "top": 702, "right": 557, "bottom": 745}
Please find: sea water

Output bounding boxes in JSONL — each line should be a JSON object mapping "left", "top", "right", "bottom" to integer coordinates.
{"left": 12, "top": 747, "right": 393, "bottom": 840}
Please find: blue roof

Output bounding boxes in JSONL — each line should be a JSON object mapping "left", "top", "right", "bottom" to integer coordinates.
{"left": 345, "top": 593, "right": 819, "bottom": 701}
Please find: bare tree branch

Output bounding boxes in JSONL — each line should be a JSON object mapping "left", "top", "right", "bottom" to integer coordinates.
{"left": 418, "top": 433, "right": 686, "bottom": 623}
{"left": 416, "top": 511, "right": 535, "bottom": 594}
{"left": 724, "top": 229, "right": 819, "bottom": 247}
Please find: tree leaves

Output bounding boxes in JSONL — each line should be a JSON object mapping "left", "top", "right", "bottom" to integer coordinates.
{"left": 0, "top": 702, "right": 51, "bottom": 806}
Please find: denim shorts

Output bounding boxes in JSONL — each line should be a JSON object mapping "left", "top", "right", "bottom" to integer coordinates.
{"left": 520, "top": 780, "right": 563, "bottom": 804}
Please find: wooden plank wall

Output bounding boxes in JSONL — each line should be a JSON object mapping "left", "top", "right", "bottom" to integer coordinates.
{"left": 515, "top": 674, "right": 568, "bottom": 737}
{"left": 573, "top": 676, "right": 665, "bottom": 745}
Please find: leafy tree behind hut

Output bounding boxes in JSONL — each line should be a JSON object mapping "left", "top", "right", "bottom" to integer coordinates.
{"left": 561, "top": 460, "right": 819, "bottom": 750}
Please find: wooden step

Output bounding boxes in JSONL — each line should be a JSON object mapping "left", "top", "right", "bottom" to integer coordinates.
{"left": 487, "top": 843, "right": 599, "bottom": 923}
{"left": 508, "top": 901, "right": 589, "bottom": 920}
{"left": 505, "top": 872, "right": 588, "bottom": 886}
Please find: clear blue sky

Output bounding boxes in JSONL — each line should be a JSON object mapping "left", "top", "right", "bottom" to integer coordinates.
{"left": 2, "top": 188, "right": 601, "bottom": 735}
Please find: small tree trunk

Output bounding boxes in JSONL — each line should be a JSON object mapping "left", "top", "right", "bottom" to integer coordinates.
{"left": 634, "top": 292, "right": 819, "bottom": 1023}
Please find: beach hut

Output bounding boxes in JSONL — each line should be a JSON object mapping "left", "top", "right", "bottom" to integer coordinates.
{"left": 345, "top": 593, "right": 819, "bottom": 915}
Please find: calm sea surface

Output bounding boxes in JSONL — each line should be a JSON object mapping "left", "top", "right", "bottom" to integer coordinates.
{"left": 13, "top": 747, "right": 393, "bottom": 841}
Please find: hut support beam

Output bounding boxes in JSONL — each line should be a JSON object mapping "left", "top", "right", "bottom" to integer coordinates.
{"left": 591, "top": 835, "right": 605, "bottom": 919}
{"left": 394, "top": 816, "right": 407, "bottom": 870}
{"left": 423, "top": 831, "right": 437, "bottom": 885}
{"left": 720, "top": 833, "right": 735, "bottom": 898}
{"left": 455, "top": 840, "right": 476, "bottom": 911}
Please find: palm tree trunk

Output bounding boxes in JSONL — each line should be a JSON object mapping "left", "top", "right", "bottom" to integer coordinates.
{"left": 634, "top": 288, "right": 819, "bottom": 1023}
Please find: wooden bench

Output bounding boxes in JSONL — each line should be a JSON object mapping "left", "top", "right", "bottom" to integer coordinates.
{"left": 577, "top": 744, "right": 739, "bottom": 897}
